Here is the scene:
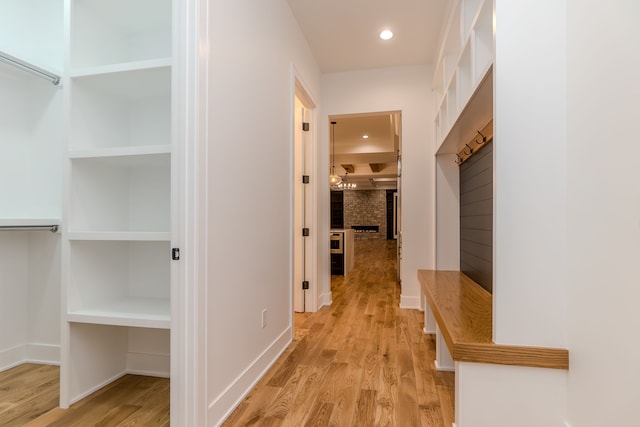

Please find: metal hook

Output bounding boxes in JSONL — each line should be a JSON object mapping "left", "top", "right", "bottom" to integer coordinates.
{"left": 455, "top": 154, "right": 462, "bottom": 165}
{"left": 477, "top": 130, "right": 487, "bottom": 142}
{"left": 464, "top": 144, "right": 473, "bottom": 155}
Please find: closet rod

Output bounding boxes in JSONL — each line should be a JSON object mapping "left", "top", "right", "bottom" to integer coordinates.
{"left": 0, "top": 52, "right": 60, "bottom": 86}
{"left": 0, "top": 225, "right": 58, "bottom": 232}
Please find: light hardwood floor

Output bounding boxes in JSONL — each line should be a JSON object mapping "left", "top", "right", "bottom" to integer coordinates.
{"left": 0, "top": 364, "right": 169, "bottom": 426}
{"left": 223, "top": 239, "right": 455, "bottom": 426}
{"left": 2, "top": 239, "right": 453, "bottom": 426}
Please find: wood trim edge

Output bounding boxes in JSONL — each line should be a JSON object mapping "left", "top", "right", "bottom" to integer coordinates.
{"left": 418, "top": 269, "right": 569, "bottom": 370}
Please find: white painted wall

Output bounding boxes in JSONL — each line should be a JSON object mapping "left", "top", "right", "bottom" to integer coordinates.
{"left": 0, "top": 232, "right": 60, "bottom": 370}
{"left": 565, "top": 2, "right": 640, "bottom": 425}
{"left": 321, "top": 65, "right": 435, "bottom": 309}
{"left": 493, "top": 0, "right": 567, "bottom": 348}
{"left": 204, "top": 0, "right": 320, "bottom": 424}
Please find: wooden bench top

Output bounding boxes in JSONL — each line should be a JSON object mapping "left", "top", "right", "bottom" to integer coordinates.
{"left": 418, "top": 269, "right": 569, "bottom": 370}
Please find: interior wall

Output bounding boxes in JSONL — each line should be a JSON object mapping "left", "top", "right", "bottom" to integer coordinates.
{"left": 321, "top": 65, "right": 435, "bottom": 308}
{"left": 0, "top": 233, "right": 29, "bottom": 369}
{"left": 565, "top": 2, "right": 640, "bottom": 425}
{"left": 204, "top": 0, "right": 321, "bottom": 423}
{"left": 493, "top": 0, "right": 567, "bottom": 348}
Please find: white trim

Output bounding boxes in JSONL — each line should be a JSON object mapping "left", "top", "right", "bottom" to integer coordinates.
{"left": 434, "top": 360, "right": 456, "bottom": 372}
{"left": 0, "top": 344, "right": 27, "bottom": 371}
{"left": 24, "top": 343, "right": 60, "bottom": 365}
{"left": 127, "top": 352, "right": 170, "bottom": 377}
{"left": 172, "top": 0, "right": 209, "bottom": 425}
{"left": 321, "top": 291, "right": 333, "bottom": 307}
{"left": 0, "top": 343, "right": 59, "bottom": 371}
{"left": 400, "top": 294, "right": 421, "bottom": 309}
{"left": 70, "top": 371, "right": 127, "bottom": 405}
{"left": 423, "top": 327, "right": 436, "bottom": 334}
{"left": 207, "top": 327, "right": 292, "bottom": 426}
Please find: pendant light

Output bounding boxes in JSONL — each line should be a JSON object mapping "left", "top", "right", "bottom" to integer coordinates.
{"left": 329, "top": 121, "right": 342, "bottom": 187}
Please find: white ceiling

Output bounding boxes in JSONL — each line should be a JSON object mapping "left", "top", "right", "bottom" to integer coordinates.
{"left": 287, "top": 0, "right": 450, "bottom": 190}
{"left": 330, "top": 112, "right": 399, "bottom": 191}
{"left": 286, "top": 0, "right": 449, "bottom": 73}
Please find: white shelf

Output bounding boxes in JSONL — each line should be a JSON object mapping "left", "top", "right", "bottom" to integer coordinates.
{"left": 434, "top": 0, "right": 494, "bottom": 149}
{"left": 70, "top": 58, "right": 172, "bottom": 78}
{"left": 0, "top": 218, "right": 60, "bottom": 227}
{"left": 68, "top": 144, "right": 171, "bottom": 160}
{"left": 67, "top": 231, "right": 170, "bottom": 241}
{"left": 67, "top": 297, "right": 170, "bottom": 329}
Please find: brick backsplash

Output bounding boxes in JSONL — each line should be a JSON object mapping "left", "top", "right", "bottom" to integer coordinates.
{"left": 343, "top": 190, "right": 387, "bottom": 240}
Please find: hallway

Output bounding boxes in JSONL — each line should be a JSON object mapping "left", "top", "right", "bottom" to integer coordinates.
{"left": 223, "top": 240, "right": 454, "bottom": 426}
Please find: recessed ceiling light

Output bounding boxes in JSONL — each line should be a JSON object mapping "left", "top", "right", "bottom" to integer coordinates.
{"left": 362, "top": 134, "right": 369, "bottom": 139}
{"left": 379, "top": 30, "right": 394, "bottom": 41}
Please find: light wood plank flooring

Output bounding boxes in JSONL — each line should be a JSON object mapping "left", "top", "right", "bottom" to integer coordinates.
{"left": 2, "top": 239, "right": 453, "bottom": 426}
{"left": 223, "top": 239, "right": 455, "bottom": 426}
{"left": 0, "top": 364, "right": 169, "bottom": 426}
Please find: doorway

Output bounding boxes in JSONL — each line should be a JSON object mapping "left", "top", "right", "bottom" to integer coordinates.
{"left": 327, "top": 111, "right": 402, "bottom": 283}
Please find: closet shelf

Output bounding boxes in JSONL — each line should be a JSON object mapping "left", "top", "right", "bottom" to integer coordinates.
{"left": 67, "top": 297, "right": 170, "bottom": 329}
{"left": 66, "top": 231, "right": 170, "bottom": 241}
{"left": 69, "top": 58, "right": 172, "bottom": 78}
{"left": 68, "top": 145, "right": 171, "bottom": 160}
{"left": 0, "top": 218, "right": 60, "bottom": 227}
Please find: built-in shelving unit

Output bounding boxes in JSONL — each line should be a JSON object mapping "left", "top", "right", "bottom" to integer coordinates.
{"left": 434, "top": 0, "right": 494, "bottom": 154}
{"left": 61, "top": 0, "right": 173, "bottom": 406}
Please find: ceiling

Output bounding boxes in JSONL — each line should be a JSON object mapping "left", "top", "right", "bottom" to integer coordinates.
{"left": 286, "top": 0, "right": 449, "bottom": 73}
{"left": 286, "top": 0, "right": 449, "bottom": 191}
{"left": 330, "top": 112, "right": 400, "bottom": 191}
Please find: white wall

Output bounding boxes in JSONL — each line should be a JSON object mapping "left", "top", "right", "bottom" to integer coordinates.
{"left": 0, "top": 232, "right": 60, "bottom": 369}
{"left": 204, "top": 0, "right": 321, "bottom": 424}
{"left": 321, "top": 65, "right": 435, "bottom": 309}
{"left": 565, "top": 2, "right": 640, "bottom": 425}
{"left": 493, "top": 0, "right": 567, "bottom": 348}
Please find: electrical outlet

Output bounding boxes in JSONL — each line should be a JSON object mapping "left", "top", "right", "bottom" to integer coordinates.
{"left": 261, "top": 309, "right": 267, "bottom": 328}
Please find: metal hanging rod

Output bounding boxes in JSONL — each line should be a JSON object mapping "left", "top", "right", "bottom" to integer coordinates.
{"left": 0, "top": 225, "right": 59, "bottom": 232}
{"left": 0, "top": 51, "right": 60, "bottom": 86}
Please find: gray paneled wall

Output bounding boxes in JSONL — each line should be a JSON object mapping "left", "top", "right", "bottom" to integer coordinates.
{"left": 460, "top": 141, "right": 493, "bottom": 292}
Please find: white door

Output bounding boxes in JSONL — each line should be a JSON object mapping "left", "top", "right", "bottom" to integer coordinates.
{"left": 293, "top": 98, "right": 312, "bottom": 312}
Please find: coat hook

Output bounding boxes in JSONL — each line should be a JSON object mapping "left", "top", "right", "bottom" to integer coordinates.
{"left": 477, "top": 130, "right": 487, "bottom": 142}
{"left": 455, "top": 154, "right": 462, "bottom": 164}
{"left": 464, "top": 144, "right": 473, "bottom": 155}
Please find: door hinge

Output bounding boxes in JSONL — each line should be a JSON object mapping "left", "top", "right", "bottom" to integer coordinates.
{"left": 302, "top": 175, "right": 310, "bottom": 184}
{"left": 302, "top": 281, "right": 309, "bottom": 290}
{"left": 302, "top": 228, "right": 309, "bottom": 236}
{"left": 302, "top": 122, "right": 310, "bottom": 132}
{"left": 172, "top": 248, "right": 180, "bottom": 260}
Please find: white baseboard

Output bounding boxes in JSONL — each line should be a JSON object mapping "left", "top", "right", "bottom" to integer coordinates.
{"left": 321, "top": 292, "right": 332, "bottom": 307}
{"left": 434, "top": 360, "right": 455, "bottom": 372}
{"left": 70, "top": 371, "right": 127, "bottom": 405}
{"left": 127, "top": 351, "right": 170, "bottom": 377}
{"left": 208, "top": 327, "right": 292, "bottom": 426}
{"left": 25, "top": 343, "right": 60, "bottom": 365}
{"left": 0, "top": 343, "right": 60, "bottom": 371}
{"left": 400, "top": 294, "right": 421, "bottom": 309}
{"left": 0, "top": 344, "right": 26, "bottom": 371}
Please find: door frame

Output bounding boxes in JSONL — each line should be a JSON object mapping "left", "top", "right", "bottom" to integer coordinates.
{"left": 292, "top": 68, "right": 319, "bottom": 314}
